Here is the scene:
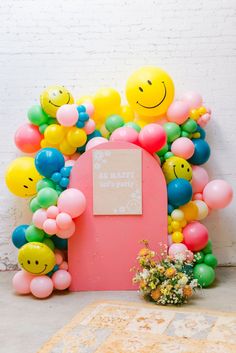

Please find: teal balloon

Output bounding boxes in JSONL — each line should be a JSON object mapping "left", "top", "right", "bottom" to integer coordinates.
{"left": 204, "top": 254, "right": 218, "bottom": 268}
{"left": 105, "top": 115, "right": 124, "bottom": 133}
{"left": 37, "top": 187, "right": 58, "bottom": 208}
{"left": 163, "top": 123, "right": 181, "bottom": 143}
{"left": 28, "top": 105, "right": 48, "bottom": 126}
{"left": 188, "top": 139, "right": 211, "bottom": 165}
{"left": 193, "top": 263, "right": 215, "bottom": 287}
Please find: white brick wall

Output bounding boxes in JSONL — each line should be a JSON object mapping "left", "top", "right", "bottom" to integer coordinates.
{"left": 0, "top": 0, "right": 235, "bottom": 269}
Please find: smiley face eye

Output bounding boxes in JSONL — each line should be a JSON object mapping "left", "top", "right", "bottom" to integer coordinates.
{"left": 28, "top": 177, "right": 33, "bottom": 181}
{"left": 35, "top": 260, "right": 39, "bottom": 265}
{"left": 187, "top": 168, "right": 190, "bottom": 172}
{"left": 59, "top": 90, "right": 63, "bottom": 94}
{"left": 23, "top": 185, "right": 28, "bottom": 189}
{"left": 181, "top": 164, "right": 184, "bottom": 168}
{"left": 147, "top": 80, "right": 152, "bottom": 85}
{"left": 139, "top": 87, "right": 143, "bottom": 92}
{"left": 27, "top": 260, "right": 31, "bottom": 264}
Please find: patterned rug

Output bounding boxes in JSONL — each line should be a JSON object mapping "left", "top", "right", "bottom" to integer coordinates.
{"left": 38, "top": 300, "right": 236, "bottom": 353}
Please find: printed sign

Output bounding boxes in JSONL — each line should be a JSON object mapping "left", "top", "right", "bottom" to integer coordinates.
{"left": 93, "top": 149, "right": 142, "bottom": 215}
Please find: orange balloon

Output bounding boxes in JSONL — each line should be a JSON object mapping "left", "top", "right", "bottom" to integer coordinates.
{"left": 179, "top": 201, "right": 198, "bottom": 222}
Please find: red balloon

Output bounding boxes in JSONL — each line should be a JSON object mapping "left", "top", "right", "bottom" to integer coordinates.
{"left": 183, "top": 221, "right": 208, "bottom": 251}
{"left": 15, "top": 123, "right": 42, "bottom": 153}
{"left": 138, "top": 124, "right": 167, "bottom": 153}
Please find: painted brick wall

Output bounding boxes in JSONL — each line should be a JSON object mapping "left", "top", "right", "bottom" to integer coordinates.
{"left": 0, "top": 0, "right": 235, "bottom": 269}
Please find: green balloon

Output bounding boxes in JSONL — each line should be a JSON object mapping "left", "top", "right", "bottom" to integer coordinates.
{"left": 25, "top": 225, "right": 45, "bottom": 242}
{"left": 163, "top": 123, "right": 181, "bottom": 143}
{"left": 203, "top": 240, "right": 213, "bottom": 254}
{"left": 124, "top": 122, "right": 141, "bottom": 133}
{"left": 156, "top": 144, "right": 169, "bottom": 157}
{"left": 48, "top": 117, "right": 57, "bottom": 125}
{"left": 181, "top": 131, "right": 190, "bottom": 138}
{"left": 194, "top": 251, "right": 205, "bottom": 264}
{"left": 39, "top": 124, "right": 48, "bottom": 134}
{"left": 37, "top": 187, "right": 58, "bottom": 208}
{"left": 164, "top": 152, "right": 174, "bottom": 160}
{"left": 193, "top": 263, "right": 215, "bottom": 287}
{"left": 43, "top": 238, "right": 55, "bottom": 251}
{"left": 29, "top": 197, "right": 41, "bottom": 212}
{"left": 28, "top": 105, "right": 48, "bottom": 126}
{"left": 37, "top": 178, "right": 56, "bottom": 192}
{"left": 181, "top": 119, "right": 197, "bottom": 133}
{"left": 204, "top": 254, "right": 218, "bottom": 268}
{"left": 105, "top": 115, "right": 124, "bottom": 133}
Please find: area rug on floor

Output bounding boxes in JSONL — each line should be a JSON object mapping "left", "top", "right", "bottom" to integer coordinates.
{"left": 38, "top": 300, "right": 236, "bottom": 353}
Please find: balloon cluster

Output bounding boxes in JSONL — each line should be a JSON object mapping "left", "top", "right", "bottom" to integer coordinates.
{"left": 5, "top": 66, "right": 233, "bottom": 299}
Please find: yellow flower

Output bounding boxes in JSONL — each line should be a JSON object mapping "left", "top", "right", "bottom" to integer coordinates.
{"left": 157, "top": 266, "right": 165, "bottom": 273}
{"left": 183, "top": 285, "right": 193, "bottom": 297}
{"left": 139, "top": 280, "right": 146, "bottom": 289}
{"left": 151, "top": 288, "right": 161, "bottom": 301}
{"left": 165, "top": 267, "right": 176, "bottom": 278}
{"left": 138, "top": 248, "right": 150, "bottom": 257}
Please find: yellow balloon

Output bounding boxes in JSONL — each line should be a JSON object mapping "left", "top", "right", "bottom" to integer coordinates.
{"left": 5, "top": 157, "right": 42, "bottom": 197}
{"left": 126, "top": 66, "right": 175, "bottom": 120}
{"left": 40, "top": 85, "right": 74, "bottom": 117}
{"left": 100, "top": 124, "right": 110, "bottom": 138}
{"left": 18, "top": 242, "right": 55, "bottom": 275}
{"left": 40, "top": 138, "right": 59, "bottom": 149}
{"left": 162, "top": 157, "right": 192, "bottom": 184}
{"left": 59, "top": 139, "right": 77, "bottom": 156}
{"left": 179, "top": 202, "right": 198, "bottom": 222}
{"left": 93, "top": 88, "right": 121, "bottom": 118}
{"left": 119, "top": 105, "right": 135, "bottom": 123}
{"left": 171, "top": 221, "right": 181, "bottom": 231}
{"left": 172, "top": 231, "right": 184, "bottom": 243}
{"left": 76, "top": 95, "right": 94, "bottom": 106}
{"left": 134, "top": 119, "right": 148, "bottom": 129}
{"left": 67, "top": 127, "right": 87, "bottom": 148}
{"left": 44, "top": 124, "right": 65, "bottom": 144}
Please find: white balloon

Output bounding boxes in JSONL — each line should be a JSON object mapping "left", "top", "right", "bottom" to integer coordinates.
{"left": 194, "top": 200, "right": 209, "bottom": 220}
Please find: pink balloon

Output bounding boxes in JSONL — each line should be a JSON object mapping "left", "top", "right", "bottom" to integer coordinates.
{"left": 55, "top": 249, "right": 64, "bottom": 265}
{"left": 12, "top": 270, "right": 34, "bottom": 294}
{"left": 183, "top": 221, "right": 208, "bottom": 251}
{"left": 30, "top": 276, "right": 53, "bottom": 298}
{"left": 43, "top": 219, "right": 59, "bottom": 235}
{"left": 58, "top": 188, "right": 86, "bottom": 218}
{"left": 15, "top": 123, "right": 42, "bottom": 153}
{"left": 69, "top": 152, "right": 81, "bottom": 161}
{"left": 65, "top": 160, "right": 76, "bottom": 167}
{"left": 56, "top": 221, "right": 75, "bottom": 239}
{"left": 83, "top": 119, "right": 96, "bottom": 134}
{"left": 85, "top": 137, "right": 108, "bottom": 151}
{"left": 56, "top": 104, "right": 78, "bottom": 126}
{"left": 171, "top": 137, "right": 195, "bottom": 159}
{"left": 186, "top": 250, "right": 194, "bottom": 263}
{"left": 32, "top": 209, "right": 48, "bottom": 229}
{"left": 181, "top": 91, "right": 203, "bottom": 109}
{"left": 59, "top": 261, "right": 69, "bottom": 270}
{"left": 52, "top": 270, "right": 71, "bottom": 290}
{"left": 83, "top": 102, "right": 94, "bottom": 117}
{"left": 110, "top": 127, "right": 139, "bottom": 145}
{"left": 168, "top": 243, "right": 188, "bottom": 257}
{"left": 193, "top": 192, "right": 203, "bottom": 201}
{"left": 56, "top": 212, "right": 73, "bottom": 230}
{"left": 203, "top": 179, "right": 233, "bottom": 209}
{"left": 138, "top": 124, "right": 167, "bottom": 153}
{"left": 47, "top": 206, "right": 59, "bottom": 219}
{"left": 167, "top": 101, "right": 189, "bottom": 124}
{"left": 191, "top": 166, "right": 209, "bottom": 193}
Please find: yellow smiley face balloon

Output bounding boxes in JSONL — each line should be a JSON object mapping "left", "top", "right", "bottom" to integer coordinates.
{"left": 126, "top": 66, "right": 175, "bottom": 120}
{"left": 18, "top": 242, "right": 56, "bottom": 275}
{"left": 162, "top": 157, "right": 192, "bottom": 184}
{"left": 40, "top": 85, "right": 74, "bottom": 117}
{"left": 5, "top": 157, "right": 42, "bottom": 197}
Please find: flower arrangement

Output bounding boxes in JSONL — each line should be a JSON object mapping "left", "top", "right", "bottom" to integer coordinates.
{"left": 132, "top": 241, "right": 199, "bottom": 305}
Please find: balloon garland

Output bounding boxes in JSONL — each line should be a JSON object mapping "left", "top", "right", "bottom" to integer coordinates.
{"left": 5, "top": 66, "right": 233, "bottom": 300}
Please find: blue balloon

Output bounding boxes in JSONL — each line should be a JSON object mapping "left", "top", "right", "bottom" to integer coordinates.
{"left": 51, "top": 235, "right": 68, "bottom": 250}
{"left": 12, "top": 225, "right": 28, "bottom": 248}
{"left": 188, "top": 139, "right": 210, "bottom": 165}
{"left": 167, "top": 178, "right": 192, "bottom": 207}
{"left": 35, "top": 148, "right": 65, "bottom": 178}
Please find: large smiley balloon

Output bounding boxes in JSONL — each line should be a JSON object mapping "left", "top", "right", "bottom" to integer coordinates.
{"left": 162, "top": 156, "right": 192, "bottom": 184}
{"left": 40, "top": 85, "right": 74, "bottom": 117}
{"left": 126, "top": 66, "right": 175, "bottom": 120}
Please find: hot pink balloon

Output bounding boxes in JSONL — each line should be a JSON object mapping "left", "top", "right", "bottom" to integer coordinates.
{"left": 191, "top": 166, "right": 209, "bottom": 193}
{"left": 183, "top": 221, "right": 208, "bottom": 251}
{"left": 52, "top": 270, "right": 71, "bottom": 290}
{"left": 167, "top": 101, "right": 189, "bottom": 124}
{"left": 203, "top": 179, "right": 233, "bottom": 209}
{"left": 193, "top": 192, "right": 203, "bottom": 201}
{"left": 171, "top": 137, "right": 195, "bottom": 159}
{"left": 56, "top": 104, "right": 78, "bottom": 126}
{"left": 30, "top": 276, "right": 53, "bottom": 298}
{"left": 110, "top": 126, "right": 139, "bottom": 145}
{"left": 84, "top": 119, "right": 96, "bottom": 135}
{"left": 12, "top": 270, "right": 34, "bottom": 294}
{"left": 32, "top": 209, "right": 48, "bottom": 229}
{"left": 58, "top": 188, "right": 86, "bottom": 218}
{"left": 85, "top": 137, "right": 108, "bottom": 151}
{"left": 56, "top": 212, "right": 73, "bottom": 230}
{"left": 43, "top": 219, "right": 59, "bottom": 235}
{"left": 181, "top": 91, "right": 203, "bottom": 109}
{"left": 47, "top": 206, "right": 59, "bottom": 219}
{"left": 138, "top": 124, "right": 167, "bottom": 153}
{"left": 15, "top": 123, "right": 42, "bottom": 153}
{"left": 56, "top": 221, "right": 75, "bottom": 239}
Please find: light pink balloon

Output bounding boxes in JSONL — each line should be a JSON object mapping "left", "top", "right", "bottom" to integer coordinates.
{"left": 171, "top": 137, "right": 195, "bottom": 159}
{"left": 32, "top": 209, "right": 48, "bottom": 229}
{"left": 110, "top": 126, "right": 139, "bottom": 145}
{"left": 56, "top": 221, "right": 75, "bottom": 239}
{"left": 167, "top": 101, "right": 189, "bottom": 124}
{"left": 138, "top": 124, "right": 167, "bottom": 153}
{"left": 12, "top": 270, "right": 34, "bottom": 294}
{"left": 47, "top": 206, "right": 59, "bottom": 219}
{"left": 186, "top": 250, "right": 194, "bottom": 263}
{"left": 85, "top": 137, "right": 108, "bottom": 151}
{"left": 56, "top": 104, "right": 78, "bottom": 126}
{"left": 30, "top": 276, "right": 54, "bottom": 299}
{"left": 183, "top": 221, "right": 208, "bottom": 251}
{"left": 191, "top": 166, "right": 209, "bottom": 193}
{"left": 58, "top": 188, "right": 86, "bottom": 218}
{"left": 59, "top": 261, "right": 69, "bottom": 270}
{"left": 84, "top": 119, "right": 96, "bottom": 134}
{"left": 181, "top": 91, "right": 203, "bottom": 109}
{"left": 203, "top": 179, "right": 233, "bottom": 209}
{"left": 52, "top": 270, "right": 71, "bottom": 290}
{"left": 55, "top": 249, "right": 64, "bottom": 265}
{"left": 83, "top": 102, "right": 94, "bottom": 117}
{"left": 56, "top": 212, "right": 73, "bottom": 230}
{"left": 168, "top": 243, "right": 188, "bottom": 257}
{"left": 43, "top": 219, "right": 59, "bottom": 235}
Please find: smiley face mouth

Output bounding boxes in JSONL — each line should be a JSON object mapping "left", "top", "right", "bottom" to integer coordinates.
{"left": 136, "top": 81, "right": 167, "bottom": 109}
{"left": 49, "top": 92, "right": 71, "bottom": 107}
{"left": 173, "top": 165, "right": 179, "bottom": 179}
{"left": 21, "top": 264, "right": 48, "bottom": 274}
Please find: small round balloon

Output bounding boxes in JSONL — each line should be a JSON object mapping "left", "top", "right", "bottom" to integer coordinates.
{"left": 35, "top": 148, "right": 65, "bottom": 178}
{"left": 12, "top": 225, "right": 28, "bottom": 248}
{"left": 15, "top": 123, "right": 42, "bottom": 153}
{"left": 138, "top": 124, "right": 167, "bottom": 153}
{"left": 193, "top": 263, "right": 215, "bottom": 287}
{"left": 12, "top": 270, "right": 34, "bottom": 294}
{"left": 30, "top": 276, "right": 54, "bottom": 298}
{"left": 188, "top": 139, "right": 211, "bottom": 165}
{"left": 183, "top": 222, "right": 209, "bottom": 252}
{"left": 203, "top": 179, "right": 233, "bottom": 209}
{"left": 167, "top": 178, "right": 192, "bottom": 207}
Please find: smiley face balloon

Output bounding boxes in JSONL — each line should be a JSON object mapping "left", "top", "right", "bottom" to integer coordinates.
{"left": 162, "top": 156, "right": 192, "bottom": 184}
{"left": 18, "top": 242, "right": 56, "bottom": 275}
{"left": 5, "top": 157, "right": 42, "bottom": 197}
{"left": 40, "top": 85, "right": 74, "bottom": 117}
{"left": 126, "top": 67, "right": 174, "bottom": 120}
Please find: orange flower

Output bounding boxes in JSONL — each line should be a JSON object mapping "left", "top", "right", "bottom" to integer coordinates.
{"left": 138, "top": 248, "right": 150, "bottom": 257}
{"left": 183, "top": 285, "right": 193, "bottom": 297}
{"left": 165, "top": 267, "right": 176, "bottom": 278}
{"left": 151, "top": 288, "right": 161, "bottom": 301}
{"left": 139, "top": 280, "right": 146, "bottom": 289}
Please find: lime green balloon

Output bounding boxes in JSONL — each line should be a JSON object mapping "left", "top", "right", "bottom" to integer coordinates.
{"left": 37, "top": 187, "right": 58, "bottom": 208}
{"left": 163, "top": 123, "right": 181, "bottom": 143}
{"left": 193, "top": 263, "right": 215, "bottom": 287}
{"left": 43, "top": 238, "right": 55, "bottom": 251}
{"left": 203, "top": 240, "right": 213, "bottom": 254}
{"left": 181, "top": 131, "right": 190, "bottom": 138}
{"left": 28, "top": 105, "right": 48, "bottom": 126}
{"left": 29, "top": 197, "right": 41, "bottom": 212}
{"left": 39, "top": 124, "right": 48, "bottom": 134}
{"left": 204, "top": 254, "right": 218, "bottom": 268}
{"left": 181, "top": 119, "right": 197, "bottom": 133}
{"left": 25, "top": 225, "right": 45, "bottom": 242}
{"left": 124, "top": 122, "right": 141, "bottom": 133}
{"left": 36, "top": 178, "right": 56, "bottom": 192}
{"left": 194, "top": 251, "right": 205, "bottom": 264}
{"left": 105, "top": 115, "right": 124, "bottom": 133}
{"left": 156, "top": 144, "right": 168, "bottom": 157}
